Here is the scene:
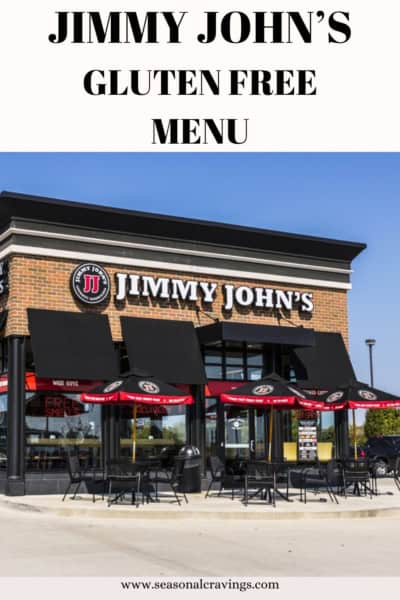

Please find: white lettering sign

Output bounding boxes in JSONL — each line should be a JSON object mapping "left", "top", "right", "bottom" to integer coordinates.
{"left": 114, "top": 272, "right": 314, "bottom": 312}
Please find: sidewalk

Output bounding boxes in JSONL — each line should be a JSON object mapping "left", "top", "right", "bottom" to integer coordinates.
{"left": 2, "top": 479, "right": 400, "bottom": 520}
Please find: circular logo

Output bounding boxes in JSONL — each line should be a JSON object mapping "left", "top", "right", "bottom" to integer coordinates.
{"left": 71, "top": 263, "right": 110, "bottom": 305}
{"left": 358, "top": 389, "right": 377, "bottom": 401}
{"left": 138, "top": 380, "right": 160, "bottom": 394}
{"left": 103, "top": 380, "right": 123, "bottom": 393}
{"left": 326, "top": 391, "right": 344, "bottom": 403}
{"left": 252, "top": 384, "right": 274, "bottom": 396}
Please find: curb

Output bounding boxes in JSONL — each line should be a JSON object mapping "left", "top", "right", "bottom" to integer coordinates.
{"left": 2, "top": 499, "right": 400, "bottom": 520}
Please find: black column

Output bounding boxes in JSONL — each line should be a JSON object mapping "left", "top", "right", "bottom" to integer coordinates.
{"left": 271, "top": 410, "right": 284, "bottom": 461}
{"left": 6, "top": 336, "right": 26, "bottom": 496}
{"left": 102, "top": 405, "right": 110, "bottom": 467}
{"left": 270, "top": 344, "right": 283, "bottom": 461}
{"left": 334, "top": 410, "right": 350, "bottom": 458}
{"left": 102, "top": 404, "right": 120, "bottom": 467}
{"left": 191, "top": 385, "right": 205, "bottom": 474}
{"left": 110, "top": 406, "right": 120, "bottom": 460}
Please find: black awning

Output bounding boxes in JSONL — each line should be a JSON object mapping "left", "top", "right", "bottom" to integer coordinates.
{"left": 27, "top": 309, "right": 118, "bottom": 380}
{"left": 196, "top": 322, "right": 315, "bottom": 347}
{"left": 0, "top": 309, "right": 8, "bottom": 331}
{"left": 121, "top": 317, "right": 207, "bottom": 385}
{"left": 292, "top": 332, "right": 355, "bottom": 389}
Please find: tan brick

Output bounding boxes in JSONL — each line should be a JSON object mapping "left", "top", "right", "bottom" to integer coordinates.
{"left": 4, "top": 254, "right": 349, "bottom": 345}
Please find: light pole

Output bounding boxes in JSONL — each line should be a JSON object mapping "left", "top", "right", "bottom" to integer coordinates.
{"left": 365, "top": 339, "right": 376, "bottom": 387}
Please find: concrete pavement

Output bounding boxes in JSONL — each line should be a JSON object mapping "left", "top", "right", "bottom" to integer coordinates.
{"left": 2, "top": 478, "right": 400, "bottom": 520}
{"left": 0, "top": 480, "right": 399, "bottom": 576}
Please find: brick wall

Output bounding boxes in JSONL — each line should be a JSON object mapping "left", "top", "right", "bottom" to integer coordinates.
{"left": 3, "top": 254, "right": 349, "bottom": 345}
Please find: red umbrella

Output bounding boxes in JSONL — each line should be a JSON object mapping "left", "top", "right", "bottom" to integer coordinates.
{"left": 81, "top": 374, "right": 193, "bottom": 405}
{"left": 298, "top": 381, "right": 400, "bottom": 459}
{"left": 81, "top": 373, "right": 193, "bottom": 462}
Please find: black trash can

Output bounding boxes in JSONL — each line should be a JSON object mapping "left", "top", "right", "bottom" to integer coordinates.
{"left": 178, "top": 445, "right": 201, "bottom": 493}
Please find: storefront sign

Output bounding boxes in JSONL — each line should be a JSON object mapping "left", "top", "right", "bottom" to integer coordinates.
{"left": 70, "top": 263, "right": 314, "bottom": 312}
{"left": 0, "top": 373, "right": 103, "bottom": 394}
{"left": 71, "top": 263, "right": 111, "bottom": 304}
{"left": 298, "top": 418, "right": 318, "bottom": 462}
{"left": 114, "top": 271, "right": 314, "bottom": 312}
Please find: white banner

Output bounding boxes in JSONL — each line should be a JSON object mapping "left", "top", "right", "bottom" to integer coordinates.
{"left": 0, "top": 577, "right": 399, "bottom": 599}
{"left": 0, "top": 1, "right": 399, "bottom": 150}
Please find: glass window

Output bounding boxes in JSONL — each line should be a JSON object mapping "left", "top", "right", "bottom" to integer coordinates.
{"left": 226, "top": 365, "right": 245, "bottom": 380}
{"left": 247, "top": 351, "right": 263, "bottom": 366}
{"left": 225, "top": 351, "right": 244, "bottom": 365}
{"left": 119, "top": 404, "right": 187, "bottom": 461}
{"left": 204, "top": 351, "right": 223, "bottom": 365}
{"left": 203, "top": 341, "right": 267, "bottom": 381}
{"left": 205, "top": 365, "right": 223, "bottom": 379}
{"left": 25, "top": 393, "right": 102, "bottom": 472}
{"left": 0, "top": 394, "right": 7, "bottom": 470}
{"left": 248, "top": 367, "right": 263, "bottom": 381}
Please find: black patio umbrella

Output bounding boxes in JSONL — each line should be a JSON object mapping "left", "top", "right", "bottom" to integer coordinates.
{"left": 81, "top": 373, "right": 193, "bottom": 461}
{"left": 220, "top": 373, "right": 315, "bottom": 461}
{"left": 299, "top": 380, "right": 400, "bottom": 459}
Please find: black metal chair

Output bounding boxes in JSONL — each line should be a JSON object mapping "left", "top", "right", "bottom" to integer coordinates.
{"left": 62, "top": 451, "right": 104, "bottom": 503}
{"left": 205, "top": 455, "right": 244, "bottom": 500}
{"left": 392, "top": 455, "right": 400, "bottom": 492}
{"left": 299, "top": 460, "right": 340, "bottom": 504}
{"left": 342, "top": 458, "right": 373, "bottom": 498}
{"left": 243, "top": 461, "right": 276, "bottom": 507}
{"left": 271, "top": 461, "right": 293, "bottom": 502}
{"left": 150, "top": 457, "right": 189, "bottom": 505}
{"left": 106, "top": 460, "right": 142, "bottom": 508}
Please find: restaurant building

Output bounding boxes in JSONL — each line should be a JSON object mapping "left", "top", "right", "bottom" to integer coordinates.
{"left": 0, "top": 191, "right": 365, "bottom": 495}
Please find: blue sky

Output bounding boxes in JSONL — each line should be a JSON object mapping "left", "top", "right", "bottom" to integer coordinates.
{"left": 0, "top": 153, "right": 399, "bottom": 407}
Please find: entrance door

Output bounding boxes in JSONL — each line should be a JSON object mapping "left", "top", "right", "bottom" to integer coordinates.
{"left": 220, "top": 405, "right": 266, "bottom": 462}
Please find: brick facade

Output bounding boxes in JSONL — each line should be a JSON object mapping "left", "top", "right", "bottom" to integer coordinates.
{"left": 3, "top": 254, "right": 349, "bottom": 345}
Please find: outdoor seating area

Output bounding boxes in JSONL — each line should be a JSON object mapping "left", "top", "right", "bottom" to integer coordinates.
{"left": 203, "top": 455, "right": 398, "bottom": 508}
{"left": 61, "top": 448, "right": 400, "bottom": 512}
{"left": 62, "top": 451, "right": 190, "bottom": 507}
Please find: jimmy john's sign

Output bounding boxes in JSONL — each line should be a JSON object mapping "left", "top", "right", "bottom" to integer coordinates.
{"left": 70, "top": 263, "right": 314, "bottom": 312}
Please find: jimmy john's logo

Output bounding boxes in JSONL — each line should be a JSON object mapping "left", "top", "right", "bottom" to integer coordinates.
{"left": 138, "top": 381, "right": 160, "bottom": 394}
{"left": 252, "top": 384, "right": 274, "bottom": 395}
{"left": 103, "top": 380, "right": 123, "bottom": 393}
{"left": 326, "top": 391, "right": 344, "bottom": 403}
{"left": 358, "top": 389, "right": 377, "bottom": 401}
{"left": 71, "top": 263, "right": 111, "bottom": 305}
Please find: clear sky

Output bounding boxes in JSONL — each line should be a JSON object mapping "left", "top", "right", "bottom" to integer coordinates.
{"left": 0, "top": 153, "right": 399, "bottom": 408}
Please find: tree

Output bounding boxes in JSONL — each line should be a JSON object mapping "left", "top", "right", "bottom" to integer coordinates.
{"left": 364, "top": 409, "right": 400, "bottom": 438}
{"left": 319, "top": 425, "right": 335, "bottom": 442}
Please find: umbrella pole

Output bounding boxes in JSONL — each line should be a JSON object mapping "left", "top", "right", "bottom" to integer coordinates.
{"left": 352, "top": 408, "right": 357, "bottom": 460}
{"left": 268, "top": 406, "right": 273, "bottom": 462}
{"left": 132, "top": 403, "right": 137, "bottom": 463}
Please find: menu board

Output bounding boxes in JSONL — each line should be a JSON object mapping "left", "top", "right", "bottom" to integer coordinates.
{"left": 298, "top": 419, "right": 318, "bottom": 462}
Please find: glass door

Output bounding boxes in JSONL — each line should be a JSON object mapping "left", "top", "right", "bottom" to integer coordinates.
{"left": 220, "top": 405, "right": 267, "bottom": 464}
{"left": 224, "top": 405, "right": 252, "bottom": 461}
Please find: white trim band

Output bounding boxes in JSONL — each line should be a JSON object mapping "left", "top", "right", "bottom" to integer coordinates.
{"left": 0, "top": 243, "right": 352, "bottom": 290}
{"left": 0, "top": 225, "right": 353, "bottom": 275}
